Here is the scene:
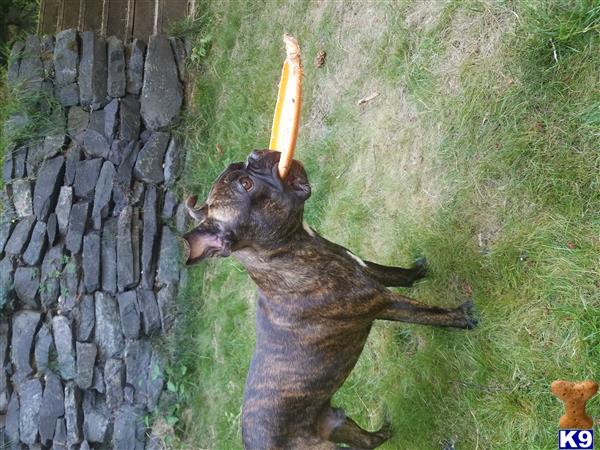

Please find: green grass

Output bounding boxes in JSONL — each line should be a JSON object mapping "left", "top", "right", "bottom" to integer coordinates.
{"left": 172, "top": 1, "right": 600, "bottom": 449}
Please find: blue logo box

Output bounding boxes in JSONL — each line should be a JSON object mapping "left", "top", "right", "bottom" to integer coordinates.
{"left": 559, "top": 430, "right": 594, "bottom": 449}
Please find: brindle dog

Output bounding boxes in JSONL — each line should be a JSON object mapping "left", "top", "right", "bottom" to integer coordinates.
{"left": 183, "top": 150, "right": 476, "bottom": 450}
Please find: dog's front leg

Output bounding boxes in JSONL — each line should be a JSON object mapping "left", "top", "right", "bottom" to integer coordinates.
{"left": 363, "top": 257, "right": 427, "bottom": 287}
{"left": 376, "top": 291, "right": 477, "bottom": 329}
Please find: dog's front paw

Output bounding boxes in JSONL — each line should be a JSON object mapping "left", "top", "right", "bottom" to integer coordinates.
{"left": 460, "top": 299, "right": 478, "bottom": 329}
{"left": 410, "top": 256, "right": 428, "bottom": 282}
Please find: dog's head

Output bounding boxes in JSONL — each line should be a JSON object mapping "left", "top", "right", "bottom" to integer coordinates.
{"left": 183, "top": 149, "right": 311, "bottom": 264}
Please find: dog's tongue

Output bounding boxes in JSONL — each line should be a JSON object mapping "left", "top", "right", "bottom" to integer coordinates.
{"left": 269, "top": 34, "right": 302, "bottom": 180}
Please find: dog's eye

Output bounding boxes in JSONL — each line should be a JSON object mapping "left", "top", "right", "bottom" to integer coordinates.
{"left": 239, "top": 177, "right": 254, "bottom": 191}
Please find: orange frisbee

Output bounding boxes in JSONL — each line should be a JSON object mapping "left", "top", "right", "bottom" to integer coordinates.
{"left": 269, "top": 34, "right": 303, "bottom": 179}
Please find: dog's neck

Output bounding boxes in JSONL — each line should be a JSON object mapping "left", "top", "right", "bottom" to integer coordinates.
{"left": 233, "top": 223, "right": 320, "bottom": 294}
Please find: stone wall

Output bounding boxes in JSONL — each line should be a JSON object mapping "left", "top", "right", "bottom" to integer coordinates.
{"left": 1, "top": 30, "right": 189, "bottom": 449}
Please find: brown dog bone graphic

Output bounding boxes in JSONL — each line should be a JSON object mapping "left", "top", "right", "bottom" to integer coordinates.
{"left": 551, "top": 380, "right": 598, "bottom": 429}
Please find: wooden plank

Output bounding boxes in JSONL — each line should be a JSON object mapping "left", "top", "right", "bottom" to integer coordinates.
{"left": 81, "top": 0, "right": 104, "bottom": 32}
{"left": 160, "top": 0, "right": 190, "bottom": 33}
{"left": 107, "top": 0, "right": 130, "bottom": 40}
{"left": 133, "top": 0, "right": 156, "bottom": 41}
{"left": 39, "top": 0, "right": 61, "bottom": 35}
{"left": 61, "top": 0, "right": 81, "bottom": 30}
{"left": 125, "top": 0, "right": 136, "bottom": 42}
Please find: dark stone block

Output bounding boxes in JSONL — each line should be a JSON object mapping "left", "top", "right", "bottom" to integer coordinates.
{"left": 4, "top": 215, "right": 35, "bottom": 255}
{"left": 34, "top": 322, "right": 53, "bottom": 374}
{"left": 56, "top": 186, "right": 72, "bottom": 236}
{"left": 65, "top": 201, "right": 89, "bottom": 254}
{"left": 47, "top": 212, "right": 58, "bottom": 245}
{"left": 107, "top": 139, "right": 124, "bottom": 166}
{"left": 170, "top": 37, "right": 187, "bottom": 82}
{"left": 94, "top": 292, "right": 124, "bottom": 361}
{"left": 175, "top": 202, "right": 189, "bottom": 233}
{"left": 75, "top": 342, "right": 97, "bottom": 389}
{"left": 11, "top": 310, "right": 41, "bottom": 379}
{"left": 141, "top": 185, "right": 158, "bottom": 289}
{"left": 162, "top": 190, "right": 177, "bottom": 220}
{"left": 18, "top": 378, "right": 43, "bottom": 445}
{"left": 43, "top": 134, "right": 66, "bottom": 160}
{"left": 14, "top": 266, "right": 40, "bottom": 308}
{"left": 123, "top": 385, "right": 134, "bottom": 404}
{"left": 112, "top": 141, "right": 140, "bottom": 216}
{"left": 127, "top": 39, "right": 146, "bottom": 95}
{"left": 117, "top": 291, "right": 140, "bottom": 339}
{"left": 40, "top": 244, "right": 64, "bottom": 309}
{"left": 12, "top": 146, "right": 28, "bottom": 179}
{"left": 52, "top": 315, "right": 76, "bottom": 380}
{"left": 54, "top": 29, "right": 79, "bottom": 86}
{"left": 82, "top": 232, "right": 101, "bottom": 292}
{"left": 164, "top": 135, "right": 184, "bottom": 187}
{"left": 82, "top": 391, "right": 109, "bottom": 443}
{"left": 117, "top": 206, "right": 138, "bottom": 291}
{"left": 92, "top": 161, "right": 115, "bottom": 229}
{"left": 132, "top": 207, "right": 141, "bottom": 286}
{"left": 157, "top": 284, "right": 177, "bottom": 333}
{"left": 0, "top": 221, "right": 14, "bottom": 255}
{"left": 141, "top": 34, "right": 183, "bottom": 129}
{"left": 113, "top": 405, "right": 144, "bottom": 449}
{"left": 2, "top": 145, "right": 13, "bottom": 182}
{"left": 10, "top": 179, "right": 33, "bottom": 217}
{"left": 53, "top": 418, "right": 68, "bottom": 449}
{"left": 147, "top": 349, "right": 164, "bottom": 410}
{"left": 40, "top": 34, "right": 54, "bottom": 78}
{"left": 157, "top": 226, "right": 181, "bottom": 286}
{"left": 104, "top": 358, "right": 124, "bottom": 409}
{"left": 79, "top": 32, "right": 107, "bottom": 110}
{"left": 73, "top": 158, "right": 103, "bottom": 199}
{"left": 67, "top": 107, "right": 89, "bottom": 140}
{"left": 131, "top": 181, "right": 145, "bottom": 206}
{"left": 119, "top": 94, "right": 141, "bottom": 141}
{"left": 19, "top": 35, "right": 44, "bottom": 92}
{"left": 56, "top": 83, "right": 80, "bottom": 107}
{"left": 101, "top": 218, "right": 118, "bottom": 294}
{"left": 138, "top": 289, "right": 161, "bottom": 336}
{"left": 7, "top": 41, "right": 24, "bottom": 87}
{"left": 124, "top": 339, "right": 152, "bottom": 407}
{"left": 104, "top": 98, "right": 119, "bottom": 142}
{"left": 33, "top": 155, "right": 65, "bottom": 222}
{"left": 64, "top": 381, "right": 82, "bottom": 447}
{"left": 64, "top": 144, "right": 82, "bottom": 185}
{"left": 39, "top": 371, "right": 64, "bottom": 446}
{"left": 26, "top": 141, "right": 44, "bottom": 177}
{"left": 5, "top": 393, "right": 20, "bottom": 447}
{"left": 92, "top": 366, "right": 105, "bottom": 394}
{"left": 107, "top": 36, "right": 126, "bottom": 98}
{"left": 133, "top": 131, "right": 170, "bottom": 183}
{"left": 22, "top": 220, "right": 47, "bottom": 265}
{"left": 0, "top": 322, "right": 9, "bottom": 412}
{"left": 75, "top": 294, "right": 95, "bottom": 342}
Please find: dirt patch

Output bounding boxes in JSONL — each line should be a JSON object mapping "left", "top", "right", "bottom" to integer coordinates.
{"left": 436, "top": 6, "right": 517, "bottom": 93}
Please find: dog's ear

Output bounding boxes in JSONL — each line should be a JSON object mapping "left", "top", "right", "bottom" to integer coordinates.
{"left": 183, "top": 225, "right": 229, "bottom": 264}
{"left": 286, "top": 160, "right": 311, "bottom": 201}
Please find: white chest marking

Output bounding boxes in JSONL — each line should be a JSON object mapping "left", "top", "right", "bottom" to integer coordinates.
{"left": 346, "top": 250, "right": 367, "bottom": 267}
{"left": 303, "top": 220, "right": 315, "bottom": 237}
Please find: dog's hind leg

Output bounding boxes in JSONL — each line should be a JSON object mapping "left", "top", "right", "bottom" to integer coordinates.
{"left": 363, "top": 258, "right": 427, "bottom": 287}
{"left": 318, "top": 407, "right": 392, "bottom": 449}
{"left": 377, "top": 291, "right": 477, "bottom": 329}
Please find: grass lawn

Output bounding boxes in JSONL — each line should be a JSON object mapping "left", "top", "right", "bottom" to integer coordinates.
{"left": 171, "top": 1, "right": 600, "bottom": 448}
